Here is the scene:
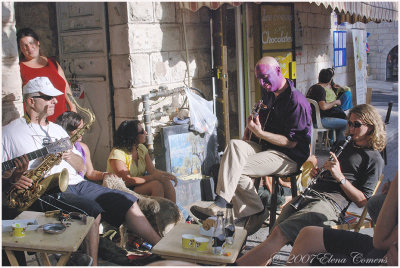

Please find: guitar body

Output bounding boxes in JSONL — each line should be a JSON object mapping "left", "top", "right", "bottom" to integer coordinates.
{"left": 249, "top": 104, "right": 271, "bottom": 149}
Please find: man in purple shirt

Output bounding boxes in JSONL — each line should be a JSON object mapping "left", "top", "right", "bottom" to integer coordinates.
{"left": 191, "top": 56, "right": 311, "bottom": 234}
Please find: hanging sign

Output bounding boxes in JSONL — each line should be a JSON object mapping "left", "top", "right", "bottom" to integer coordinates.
{"left": 70, "top": 74, "right": 85, "bottom": 99}
{"left": 261, "top": 5, "right": 293, "bottom": 51}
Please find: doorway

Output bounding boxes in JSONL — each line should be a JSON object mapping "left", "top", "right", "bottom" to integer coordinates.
{"left": 56, "top": 2, "right": 113, "bottom": 170}
{"left": 386, "top": 45, "right": 398, "bottom": 82}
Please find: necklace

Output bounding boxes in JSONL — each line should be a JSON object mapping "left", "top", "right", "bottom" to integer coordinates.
{"left": 26, "top": 119, "right": 52, "bottom": 147}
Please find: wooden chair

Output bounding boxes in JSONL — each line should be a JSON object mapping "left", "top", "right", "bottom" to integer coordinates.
{"left": 332, "top": 173, "right": 384, "bottom": 232}
{"left": 306, "top": 98, "right": 334, "bottom": 154}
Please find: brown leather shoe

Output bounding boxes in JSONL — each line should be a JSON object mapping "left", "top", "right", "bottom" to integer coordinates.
{"left": 244, "top": 208, "right": 270, "bottom": 236}
{"left": 190, "top": 203, "right": 225, "bottom": 220}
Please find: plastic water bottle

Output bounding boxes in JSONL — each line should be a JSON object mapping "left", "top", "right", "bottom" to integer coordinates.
{"left": 212, "top": 211, "right": 226, "bottom": 255}
{"left": 224, "top": 203, "right": 235, "bottom": 245}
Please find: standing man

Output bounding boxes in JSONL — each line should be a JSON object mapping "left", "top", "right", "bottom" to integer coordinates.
{"left": 191, "top": 56, "right": 312, "bottom": 234}
{"left": 236, "top": 104, "right": 386, "bottom": 265}
{"left": 2, "top": 77, "right": 161, "bottom": 265}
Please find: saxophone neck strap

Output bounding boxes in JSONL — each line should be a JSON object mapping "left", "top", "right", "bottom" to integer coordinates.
{"left": 24, "top": 112, "right": 49, "bottom": 125}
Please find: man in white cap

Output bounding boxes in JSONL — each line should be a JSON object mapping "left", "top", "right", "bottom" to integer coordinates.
{"left": 2, "top": 77, "right": 161, "bottom": 265}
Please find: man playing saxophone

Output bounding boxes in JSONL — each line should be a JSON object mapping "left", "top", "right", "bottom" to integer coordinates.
{"left": 2, "top": 77, "right": 161, "bottom": 265}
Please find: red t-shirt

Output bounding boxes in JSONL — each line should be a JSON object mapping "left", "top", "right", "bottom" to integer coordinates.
{"left": 20, "top": 57, "right": 67, "bottom": 122}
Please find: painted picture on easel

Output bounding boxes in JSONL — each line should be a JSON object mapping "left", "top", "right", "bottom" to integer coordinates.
{"left": 168, "top": 132, "right": 204, "bottom": 179}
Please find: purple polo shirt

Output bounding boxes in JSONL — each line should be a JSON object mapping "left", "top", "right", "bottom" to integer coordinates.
{"left": 260, "top": 79, "right": 312, "bottom": 168}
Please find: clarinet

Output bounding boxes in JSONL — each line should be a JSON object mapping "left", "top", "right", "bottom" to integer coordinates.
{"left": 291, "top": 136, "right": 352, "bottom": 210}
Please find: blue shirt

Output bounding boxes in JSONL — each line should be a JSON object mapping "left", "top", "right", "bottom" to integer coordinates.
{"left": 260, "top": 79, "right": 312, "bottom": 168}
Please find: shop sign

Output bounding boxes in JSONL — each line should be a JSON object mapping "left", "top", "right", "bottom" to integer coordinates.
{"left": 261, "top": 5, "right": 293, "bottom": 50}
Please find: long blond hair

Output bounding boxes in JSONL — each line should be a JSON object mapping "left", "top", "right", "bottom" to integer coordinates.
{"left": 345, "top": 104, "right": 386, "bottom": 151}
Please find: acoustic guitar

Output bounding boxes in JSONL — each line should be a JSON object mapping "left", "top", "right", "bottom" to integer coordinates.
{"left": 248, "top": 99, "right": 270, "bottom": 146}
{"left": 2, "top": 137, "right": 72, "bottom": 172}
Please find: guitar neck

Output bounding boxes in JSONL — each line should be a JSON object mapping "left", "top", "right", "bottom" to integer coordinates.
{"left": 2, "top": 147, "right": 48, "bottom": 171}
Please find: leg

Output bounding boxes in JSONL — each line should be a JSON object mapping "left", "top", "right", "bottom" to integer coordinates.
{"left": 124, "top": 202, "right": 161, "bottom": 246}
{"left": 367, "top": 193, "right": 386, "bottom": 224}
{"left": 191, "top": 140, "right": 261, "bottom": 219}
{"left": 287, "top": 226, "right": 326, "bottom": 266}
{"left": 159, "top": 179, "right": 176, "bottom": 203}
{"left": 133, "top": 181, "right": 164, "bottom": 198}
{"left": 339, "top": 91, "right": 353, "bottom": 111}
{"left": 216, "top": 140, "right": 260, "bottom": 202}
{"left": 83, "top": 214, "right": 101, "bottom": 266}
{"left": 234, "top": 150, "right": 298, "bottom": 218}
{"left": 321, "top": 117, "right": 347, "bottom": 142}
{"left": 236, "top": 225, "right": 290, "bottom": 266}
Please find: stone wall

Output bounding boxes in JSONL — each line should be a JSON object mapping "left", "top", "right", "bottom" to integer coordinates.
{"left": 2, "top": 2, "right": 23, "bottom": 126}
{"left": 366, "top": 21, "right": 398, "bottom": 80}
{"left": 245, "top": 2, "right": 365, "bottom": 105}
{"left": 293, "top": 2, "right": 364, "bottom": 95}
{"left": 108, "top": 2, "right": 212, "bottom": 128}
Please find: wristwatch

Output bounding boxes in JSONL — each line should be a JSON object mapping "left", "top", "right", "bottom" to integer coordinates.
{"left": 339, "top": 177, "right": 347, "bottom": 185}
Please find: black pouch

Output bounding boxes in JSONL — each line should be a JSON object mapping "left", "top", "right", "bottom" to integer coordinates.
{"left": 325, "top": 106, "right": 346, "bottom": 119}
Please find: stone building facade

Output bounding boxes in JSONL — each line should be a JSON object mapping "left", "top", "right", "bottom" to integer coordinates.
{"left": 2, "top": 2, "right": 23, "bottom": 126}
{"left": 366, "top": 20, "right": 398, "bottom": 81}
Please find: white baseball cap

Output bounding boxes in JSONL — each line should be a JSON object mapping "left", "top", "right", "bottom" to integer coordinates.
{"left": 23, "top": 77, "right": 63, "bottom": 97}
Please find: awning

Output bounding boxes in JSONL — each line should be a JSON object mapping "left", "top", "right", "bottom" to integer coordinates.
{"left": 180, "top": 2, "right": 398, "bottom": 24}
{"left": 314, "top": 2, "right": 398, "bottom": 24}
{"left": 179, "top": 2, "right": 242, "bottom": 12}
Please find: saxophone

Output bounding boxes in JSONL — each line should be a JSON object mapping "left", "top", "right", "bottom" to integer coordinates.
{"left": 6, "top": 94, "right": 96, "bottom": 212}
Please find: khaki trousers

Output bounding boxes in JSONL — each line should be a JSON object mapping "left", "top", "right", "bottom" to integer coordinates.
{"left": 216, "top": 140, "right": 297, "bottom": 218}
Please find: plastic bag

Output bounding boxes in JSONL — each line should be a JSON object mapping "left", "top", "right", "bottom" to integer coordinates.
{"left": 184, "top": 88, "right": 217, "bottom": 135}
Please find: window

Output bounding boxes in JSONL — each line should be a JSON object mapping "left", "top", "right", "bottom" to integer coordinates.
{"left": 333, "top": 31, "right": 347, "bottom": 67}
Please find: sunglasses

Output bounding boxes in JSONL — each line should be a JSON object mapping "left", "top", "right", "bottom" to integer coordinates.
{"left": 32, "top": 95, "right": 55, "bottom": 101}
{"left": 347, "top": 120, "right": 366, "bottom": 128}
{"left": 138, "top": 129, "right": 145, "bottom": 135}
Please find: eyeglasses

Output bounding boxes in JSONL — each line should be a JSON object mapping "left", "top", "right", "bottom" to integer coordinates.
{"left": 32, "top": 95, "right": 56, "bottom": 101}
{"left": 347, "top": 120, "right": 366, "bottom": 129}
{"left": 138, "top": 129, "right": 145, "bottom": 135}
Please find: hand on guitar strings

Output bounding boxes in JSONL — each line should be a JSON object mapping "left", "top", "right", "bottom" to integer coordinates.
{"left": 246, "top": 113, "right": 263, "bottom": 138}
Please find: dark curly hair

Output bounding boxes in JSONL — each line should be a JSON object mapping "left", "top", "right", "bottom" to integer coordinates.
{"left": 318, "top": 68, "right": 335, "bottom": 83}
{"left": 16, "top": 28, "right": 40, "bottom": 60}
{"left": 56, "top": 111, "right": 83, "bottom": 134}
{"left": 114, "top": 120, "right": 141, "bottom": 151}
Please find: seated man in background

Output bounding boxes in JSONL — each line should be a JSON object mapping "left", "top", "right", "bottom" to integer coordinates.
{"left": 236, "top": 104, "right": 386, "bottom": 266}
{"left": 2, "top": 77, "right": 161, "bottom": 265}
{"left": 306, "top": 68, "right": 348, "bottom": 144}
{"left": 191, "top": 56, "right": 312, "bottom": 235}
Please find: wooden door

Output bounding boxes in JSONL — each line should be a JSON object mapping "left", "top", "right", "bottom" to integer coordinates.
{"left": 56, "top": 2, "right": 112, "bottom": 171}
{"left": 211, "top": 6, "right": 230, "bottom": 151}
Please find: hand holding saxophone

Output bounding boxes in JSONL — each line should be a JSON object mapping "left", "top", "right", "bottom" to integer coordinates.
{"left": 4, "top": 155, "right": 32, "bottom": 190}
{"left": 61, "top": 149, "right": 73, "bottom": 161}
{"left": 12, "top": 175, "right": 33, "bottom": 190}
{"left": 11, "top": 155, "right": 29, "bottom": 180}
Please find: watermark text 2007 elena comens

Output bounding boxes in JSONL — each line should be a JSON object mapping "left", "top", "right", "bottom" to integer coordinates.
{"left": 274, "top": 252, "right": 387, "bottom": 265}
